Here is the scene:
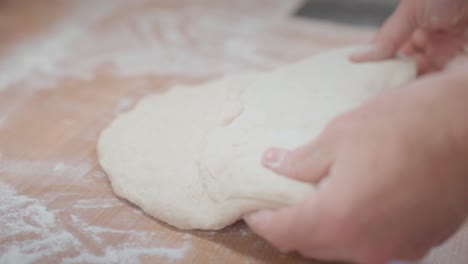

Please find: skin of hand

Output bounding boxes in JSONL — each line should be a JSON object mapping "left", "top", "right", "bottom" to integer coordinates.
{"left": 244, "top": 67, "right": 468, "bottom": 264}
{"left": 350, "top": 0, "right": 468, "bottom": 74}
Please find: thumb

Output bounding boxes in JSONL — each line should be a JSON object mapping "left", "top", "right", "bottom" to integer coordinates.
{"left": 244, "top": 191, "right": 321, "bottom": 253}
{"left": 262, "top": 143, "right": 332, "bottom": 182}
{"left": 350, "top": 1, "right": 417, "bottom": 62}
{"left": 244, "top": 207, "right": 300, "bottom": 253}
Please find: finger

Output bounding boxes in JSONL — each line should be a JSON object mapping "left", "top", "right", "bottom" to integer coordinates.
{"left": 244, "top": 207, "right": 300, "bottom": 252}
{"left": 244, "top": 190, "right": 323, "bottom": 253}
{"left": 350, "top": 1, "right": 416, "bottom": 62}
{"left": 425, "top": 31, "right": 465, "bottom": 69}
{"left": 413, "top": 53, "right": 431, "bottom": 75}
{"left": 410, "top": 30, "right": 428, "bottom": 53}
{"left": 262, "top": 143, "right": 332, "bottom": 182}
{"left": 245, "top": 188, "right": 353, "bottom": 261}
{"left": 401, "top": 41, "right": 416, "bottom": 57}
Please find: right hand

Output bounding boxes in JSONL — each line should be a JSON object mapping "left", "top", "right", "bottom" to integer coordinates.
{"left": 350, "top": 0, "right": 468, "bottom": 74}
{"left": 244, "top": 69, "right": 468, "bottom": 264}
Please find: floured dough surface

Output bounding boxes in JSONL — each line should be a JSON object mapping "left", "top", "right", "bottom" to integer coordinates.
{"left": 97, "top": 47, "right": 416, "bottom": 230}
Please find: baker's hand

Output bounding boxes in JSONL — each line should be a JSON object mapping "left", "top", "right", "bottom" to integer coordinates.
{"left": 244, "top": 70, "right": 468, "bottom": 264}
{"left": 351, "top": 0, "right": 468, "bottom": 74}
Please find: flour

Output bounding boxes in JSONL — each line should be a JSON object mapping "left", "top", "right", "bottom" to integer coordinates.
{"left": 0, "top": 154, "right": 192, "bottom": 262}
{"left": 0, "top": 159, "right": 92, "bottom": 179}
{"left": 0, "top": 182, "right": 191, "bottom": 263}
{"left": 62, "top": 243, "right": 190, "bottom": 264}
{"left": 0, "top": 1, "right": 372, "bottom": 262}
{"left": 0, "top": 1, "right": 368, "bottom": 93}
{"left": 0, "top": 183, "right": 81, "bottom": 263}
{"left": 53, "top": 162, "right": 67, "bottom": 172}
{"left": 0, "top": 116, "right": 6, "bottom": 128}
{"left": 0, "top": 1, "right": 139, "bottom": 92}
{"left": 73, "top": 198, "right": 123, "bottom": 209}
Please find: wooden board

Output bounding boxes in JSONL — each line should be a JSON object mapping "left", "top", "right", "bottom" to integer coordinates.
{"left": 1, "top": 1, "right": 467, "bottom": 263}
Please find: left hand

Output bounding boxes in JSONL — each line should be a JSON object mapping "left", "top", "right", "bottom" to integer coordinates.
{"left": 350, "top": 0, "right": 468, "bottom": 74}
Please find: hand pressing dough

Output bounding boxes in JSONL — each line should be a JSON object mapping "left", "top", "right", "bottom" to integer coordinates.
{"left": 97, "top": 47, "right": 416, "bottom": 230}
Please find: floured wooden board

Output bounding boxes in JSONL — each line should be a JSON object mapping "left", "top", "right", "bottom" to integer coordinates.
{"left": 0, "top": 1, "right": 467, "bottom": 263}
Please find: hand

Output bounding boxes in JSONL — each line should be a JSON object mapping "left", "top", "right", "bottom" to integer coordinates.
{"left": 244, "top": 70, "right": 468, "bottom": 264}
{"left": 350, "top": 0, "right": 468, "bottom": 74}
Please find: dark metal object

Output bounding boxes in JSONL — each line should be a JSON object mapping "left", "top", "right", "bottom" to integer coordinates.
{"left": 294, "top": 0, "right": 399, "bottom": 27}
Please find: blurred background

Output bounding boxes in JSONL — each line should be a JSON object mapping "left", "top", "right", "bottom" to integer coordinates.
{"left": 295, "top": 0, "right": 398, "bottom": 26}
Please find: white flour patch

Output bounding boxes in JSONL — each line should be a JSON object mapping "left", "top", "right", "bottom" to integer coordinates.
{"left": 73, "top": 198, "right": 123, "bottom": 209}
{"left": 62, "top": 243, "right": 190, "bottom": 264}
{"left": 0, "top": 183, "right": 81, "bottom": 263}
{"left": 0, "top": 182, "right": 191, "bottom": 263}
{"left": 41, "top": 192, "right": 83, "bottom": 203}
{"left": 0, "top": 1, "right": 321, "bottom": 93}
{"left": 90, "top": 170, "right": 107, "bottom": 180}
{"left": 0, "top": 1, "right": 140, "bottom": 92}
{"left": 53, "top": 162, "right": 67, "bottom": 172}
{"left": 0, "top": 160, "right": 92, "bottom": 180}
{"left": 0, "top": 116, "right": 6, "bottom": 128}
{"left": 70, "top": 214, "right": 152, "bottom": 242}
{"left": 240, "top": 228, "right": 250, "bottom": 237}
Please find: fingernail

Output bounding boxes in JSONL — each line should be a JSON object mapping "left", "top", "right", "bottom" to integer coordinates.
{"left": 351, "top": 44, "right": 377, "bottom": 59}
{"left": 244, "top": 210, "right": 273, "bottom": 225}
{"left": 262, "top": 148, "right": 288, "bottom": 168}
{"left": 351, "top": 43, "right": 395, "bottom": 62}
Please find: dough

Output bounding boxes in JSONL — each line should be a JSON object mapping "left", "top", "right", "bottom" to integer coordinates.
{"left": 97, "top": 47, "right": 416, "bottom": 230}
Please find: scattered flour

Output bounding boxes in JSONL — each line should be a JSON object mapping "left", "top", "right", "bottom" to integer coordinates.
{"left": 53, "top": 162, "right": 67, "bottom": 172}
{"left": 0, "top": 182, "right": 191, "bottom": 263}
{"left": 0, "top": 1, "right": 372, "bottom": 263}
{"left": 0, "top": 116, "right": 6, "bottom": 128}
{"left": 0, "top": 183, "right": 81, "bottom": 263}
{"left": 62, "top": 243, "right": 190, "bottom": 264}
{"left": 0, "top": 160, "right": 92, "bottom": 179}
{"left": 0, "top": 0, "right": 140, "bottom": 92}
{"left": 0, "top": 1, "right": 325, "bottom": 93}
{"left": 73, "top": 198, "right": 123, "bottom": 209}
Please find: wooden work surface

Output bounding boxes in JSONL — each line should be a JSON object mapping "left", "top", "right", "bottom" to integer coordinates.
{"left": 1, "top": 1, "right": 467, "bottom": 263}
